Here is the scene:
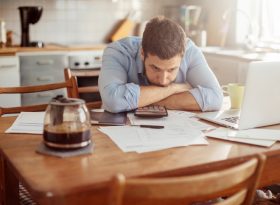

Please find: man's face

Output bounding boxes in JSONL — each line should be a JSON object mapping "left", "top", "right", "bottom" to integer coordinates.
{"left": 142, "top": 51, "right": 182, "bottom": 87}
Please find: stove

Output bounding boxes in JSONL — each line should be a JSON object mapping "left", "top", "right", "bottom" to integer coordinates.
{"left": 67, "top": 50, "right": 103, "bottom": 103}
{"left": 68, "top": 50, "right": 103, "bottom": 69}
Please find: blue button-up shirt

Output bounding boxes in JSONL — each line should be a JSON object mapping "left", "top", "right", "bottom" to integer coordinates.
{"left": 98, "top": 37, "right": 223, "bottom": 113}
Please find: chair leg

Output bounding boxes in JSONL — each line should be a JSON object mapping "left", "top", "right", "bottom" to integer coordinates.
{"left": 19, "top": 183, "right": 37, "bottom": 205}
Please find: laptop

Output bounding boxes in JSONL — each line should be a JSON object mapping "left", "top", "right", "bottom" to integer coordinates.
{"left": 196, "top": 61, "right": 280, "bottom": 130}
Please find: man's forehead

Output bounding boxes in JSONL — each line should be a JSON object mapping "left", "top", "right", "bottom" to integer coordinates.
{"left": 146, "top": 54, "right": 181, "bottom": 70}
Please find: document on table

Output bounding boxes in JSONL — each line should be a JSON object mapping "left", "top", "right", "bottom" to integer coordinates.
{"left": 99, "top": 125, "right": 208, "bottom": 153}
{"left": 5, "top": 112, "right": 45, "bottom": 134}
{"left": 128, "top": 110, "right": 214, "bottom": 131}
{"left": 226, "top": 128, "right": 280, "bottom": 141}
{"left": 206, "top": 127, "right": 277, "bottom": 147}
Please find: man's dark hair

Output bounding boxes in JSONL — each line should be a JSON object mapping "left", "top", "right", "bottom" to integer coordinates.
{"left": 142, "top": 16, "right": 187, "bottom": 59}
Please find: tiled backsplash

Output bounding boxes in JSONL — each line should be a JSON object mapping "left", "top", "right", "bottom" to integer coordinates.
{"left": 0, "top": 0, "right": 182, "bottom": 45}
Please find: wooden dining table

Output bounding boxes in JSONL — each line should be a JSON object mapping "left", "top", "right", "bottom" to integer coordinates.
{"left": 0, "top": 116, "right": 280, "bottom": 205}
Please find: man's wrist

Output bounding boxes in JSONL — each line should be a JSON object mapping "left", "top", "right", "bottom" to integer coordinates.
{"left": 167, "top": 84, "right": 180, "bottom": 96}
{"left": 168, "top": 83, "right": 190, "bottom": 94}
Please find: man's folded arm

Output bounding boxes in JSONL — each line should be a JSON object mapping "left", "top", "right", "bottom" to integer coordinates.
{"left": 98, "top": 47, "right": 141, "bottom": 113}
{"left": 154, "top": 91, "right": 201, "bottom": 111}
{"left": 184, "top": 44, "right": 223, "bottom": 111}
{"left": 138, "top": 83, "right": 190, "bottom": 108}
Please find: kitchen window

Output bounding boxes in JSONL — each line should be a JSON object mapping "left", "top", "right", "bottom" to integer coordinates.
{"left": 236, "top": 0, "right": 280, "bottom": 49}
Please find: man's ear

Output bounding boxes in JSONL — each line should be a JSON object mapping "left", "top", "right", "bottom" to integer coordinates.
{"left": 140, "top": 48, "right": 144, "bottom": 61}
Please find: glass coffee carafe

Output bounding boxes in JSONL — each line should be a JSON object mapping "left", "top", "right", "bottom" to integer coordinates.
{"left": 43, "top": 95, "right": 92, "bottom": 149}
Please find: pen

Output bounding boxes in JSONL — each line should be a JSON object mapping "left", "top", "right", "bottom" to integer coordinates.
{"left": 136, "top": 125, "right": 164, "bottom": 129}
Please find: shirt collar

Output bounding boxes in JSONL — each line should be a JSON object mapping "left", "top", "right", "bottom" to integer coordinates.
{"left": 136, "top": 46, "right": 150, "bottom": 85}
{"left": 136, "top": 46, "right": 144, "bottom": 74}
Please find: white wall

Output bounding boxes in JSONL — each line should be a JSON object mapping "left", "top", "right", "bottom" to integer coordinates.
{"left": 0, "top": 0, "right": 182, "bottom": 45}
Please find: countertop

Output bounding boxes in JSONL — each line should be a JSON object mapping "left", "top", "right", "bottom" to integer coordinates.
{"left": 201, "top": 46, "right": 280, "bottom": 62}
{"left": 0, "top": 44, "right": 106, "bottom": 56}
{"left": 2, "top": 45, "right": 279, "bottom": 61}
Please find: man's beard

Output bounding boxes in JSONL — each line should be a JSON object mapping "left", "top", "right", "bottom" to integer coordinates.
{"left": 142, "top": 56, "right": 175, "bottom": 87}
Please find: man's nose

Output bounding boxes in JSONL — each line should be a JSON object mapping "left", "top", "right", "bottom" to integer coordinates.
{"left": 159, "top": 72, "right": 169, "bottom": 86}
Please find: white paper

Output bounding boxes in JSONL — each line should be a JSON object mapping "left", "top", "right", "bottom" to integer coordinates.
{"left": 98, "top": 126, "right": 143, "bottom": 150}
{"left": 99, "top": 125, "right": 208, "bottom": 153}
{"left": 206, "top": 127, "right": 276, "bottom": 147}
{"left": 5, "top": 112, "right": 45, "bottom": 134}
{"left": 135, "top": 133, "right": 208, "bottom": 153}
{"left": 187, "top": 118, "right": 215, "bottom": 131}
{"left": 128, "top": 110, "right": 214, "bottom": 131}
{"left": 226, "top": 128, "right": 280, "bottom": 141}
{"left": 168, "top": 110, "right": 196, "bottom": 118}
{"left": 137, "top": 126, "right": 204, "bottom": 146}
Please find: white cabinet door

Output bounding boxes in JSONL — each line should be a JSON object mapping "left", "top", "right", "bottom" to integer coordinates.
{"left": 19, "top": 53, "right": 68, "bottom": 106}
{"left": 0, "top": 56, "right": 21, "bottom": 107}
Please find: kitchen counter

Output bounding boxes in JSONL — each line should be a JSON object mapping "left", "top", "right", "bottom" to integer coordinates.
{"left": 201, "top": 46, "right": 280, "bottom": 62}
{"left": 0, "top": 44, "right": 106, "bottom": 56}
{"left": 202, "top": 46, "right": 280, "bottom": 85}
{"left": 0, "top": 44, "right": 105, "bottom": 107}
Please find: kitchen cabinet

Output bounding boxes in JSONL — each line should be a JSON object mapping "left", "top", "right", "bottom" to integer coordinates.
{"left": 0, "top": 56, "right": 21, "bottom": 107}
{"left": 203, "top": 52, "right": 252, "bottom": 85}
{"left": 19, "top": 52, "right": 68, "bottom": 105}
{"left": 18, "top": 50, "right": 104, "bottom": 106}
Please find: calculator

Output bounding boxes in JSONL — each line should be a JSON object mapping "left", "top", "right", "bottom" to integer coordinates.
{"left": 134, "top": 105, "right": 168, "bottom": 118}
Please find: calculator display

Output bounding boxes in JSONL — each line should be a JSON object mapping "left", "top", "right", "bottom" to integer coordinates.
{"left": 134, "top": 105, "right": 168, "bottom": 118}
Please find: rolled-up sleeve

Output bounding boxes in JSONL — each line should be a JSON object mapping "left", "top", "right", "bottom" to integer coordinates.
{"left": 98, "top": 46, "right": 140, "bottom": 113}
{"left": 186, "top": 44, "right": 223, "bottom": 111}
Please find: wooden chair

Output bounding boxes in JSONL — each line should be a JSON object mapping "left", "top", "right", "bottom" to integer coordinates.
{"left": 0, "top": 77, "right": 78, "bottom": 116}
{"left": 0, "top": 77, "right": 79, "bottom": 204}
{"left": 64, "top": 68, "right": 102, "bottom": 109}
{"left": 108, "top": 154, "right": 266, "bottom": 205}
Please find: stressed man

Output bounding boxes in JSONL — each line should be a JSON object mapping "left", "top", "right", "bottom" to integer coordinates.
{"left": 98, "top": 16, "right": 223, "bottom": 113}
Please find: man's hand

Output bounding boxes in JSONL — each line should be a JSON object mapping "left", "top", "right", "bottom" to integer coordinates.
{"left": 169, "top": 83, "right": 192, "bottom": 94}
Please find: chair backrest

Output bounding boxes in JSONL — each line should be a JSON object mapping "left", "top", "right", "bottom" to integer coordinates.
{"left": 0, "top": 77, "right": 79, "bottom": 116}
{"left": 108, "top": 154, "right": 266, "bottom": 205}
{"left": 64, "top": 68, "right": 102, "bottom": 109}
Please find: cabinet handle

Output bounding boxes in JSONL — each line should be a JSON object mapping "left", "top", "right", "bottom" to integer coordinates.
{"left": 36, "top": 76, "right": 54, "bottom": 82}
{"left": 0, "top": 64, "right": 17, "bottom": 69}
{"left": 36, "top": 60, "right": 54, "bottom": 65}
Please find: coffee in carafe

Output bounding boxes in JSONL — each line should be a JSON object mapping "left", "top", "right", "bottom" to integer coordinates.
{"left": 43, "top": 95, "right": 92, "bottom": 149}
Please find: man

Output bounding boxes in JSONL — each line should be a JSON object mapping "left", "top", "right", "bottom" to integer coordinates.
{"left": 99, "top": 16, "right": 223, "bottom": 113}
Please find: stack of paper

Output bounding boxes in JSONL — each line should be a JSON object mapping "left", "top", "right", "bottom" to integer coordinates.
{"left": 97, "top": 110, "right": 212, "bottom": 153}
{"left": 128, "top": 110, "right": 214, "bottom": 131}
{"left": 5, "top": 112, "right": 45, "bottom": 134}
{"left": 99, "top": 125, "right": 208, "bottom": 153}
{"left": 206, "top": 127, "right": 280, "bottom": 147}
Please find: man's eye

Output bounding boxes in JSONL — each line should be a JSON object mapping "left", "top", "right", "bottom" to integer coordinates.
{"left": 168, "top": 68, "right": 176, "bottom": 73}
{"left": 152, "top": 66, "right": 160, "bottom": 72}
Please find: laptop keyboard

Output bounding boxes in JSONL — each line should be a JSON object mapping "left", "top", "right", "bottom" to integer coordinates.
{"left": 221, "top": 116, "right": 239, "bottom": 124}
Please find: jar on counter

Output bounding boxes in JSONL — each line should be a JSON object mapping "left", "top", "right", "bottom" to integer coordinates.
{"left": 6, "top": 30, "right": 13, "bottom": 47}
{"left": 0, "top": 20, "right": 7, "bottom": 48}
